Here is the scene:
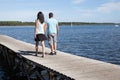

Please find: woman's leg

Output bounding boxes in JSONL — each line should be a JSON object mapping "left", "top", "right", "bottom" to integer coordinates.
{"left": 41, "top": 41, "right": 45, "bottom": 57}
{"left": 35, "top": 41, "right": 39, "bottom": 56}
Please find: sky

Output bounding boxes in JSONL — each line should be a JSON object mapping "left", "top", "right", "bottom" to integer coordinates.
{"left": 0, "top": 0, "right": 120, "bottom": 23}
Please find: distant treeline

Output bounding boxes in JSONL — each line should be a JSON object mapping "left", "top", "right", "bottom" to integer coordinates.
{"left": 59, "top": 22, "right": 117, "bottom": 26}
{"left": 0, "top": 21, "right": 34, "bottom": 26}
{"left": 0, "top": 21, "right": 119, "bottom": 26}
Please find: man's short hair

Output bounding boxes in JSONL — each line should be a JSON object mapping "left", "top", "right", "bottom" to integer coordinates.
{"left": 49, "top": 12, "right": 53, "bottom": 18}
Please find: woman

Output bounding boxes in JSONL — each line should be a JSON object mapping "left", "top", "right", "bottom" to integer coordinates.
{"left": 34, "top": 11, "right": 47, "bottom": 57}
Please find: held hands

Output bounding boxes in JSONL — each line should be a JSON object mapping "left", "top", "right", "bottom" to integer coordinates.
{"left": 34, "top": 35, "right": 37, "bottom": 41}
{"left": 57, "top": 32, "right": 58, "bottom": 36}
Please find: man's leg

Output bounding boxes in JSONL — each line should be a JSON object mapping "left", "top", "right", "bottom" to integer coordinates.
{"left": 53, "top": 34, "right": 57, "bottom": 54}
{"left": 53, "top": 43, "right": 57, "bottom": 54}
{"left": 50, "top": 44, "right": 54, "bottom": 53}
{"left": 48, "top": 35, "right": 54, "bottom": 54}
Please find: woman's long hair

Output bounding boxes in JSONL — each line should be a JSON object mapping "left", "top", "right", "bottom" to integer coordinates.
{"left": 37, "top": 12, "right": 44, "bottom": 24}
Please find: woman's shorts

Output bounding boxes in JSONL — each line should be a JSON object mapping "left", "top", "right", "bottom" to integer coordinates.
{"left": 35, "top": 34, "right": 47, "bottom": 41}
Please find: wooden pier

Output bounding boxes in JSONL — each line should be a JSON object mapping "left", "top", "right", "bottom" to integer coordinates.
{"left": 0, "top": 35, "right": 120, "bottom": 80}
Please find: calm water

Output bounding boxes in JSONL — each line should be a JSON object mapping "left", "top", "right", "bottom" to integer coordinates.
{"left": 0, "top": 25, "right": 120, "bottom": 78}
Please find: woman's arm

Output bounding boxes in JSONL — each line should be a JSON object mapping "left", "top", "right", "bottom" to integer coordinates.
{"left": 34, "top": 20, "right": 38, "bottom": 38}
{"left": 44, "top": 22, "right": 47, "bottom": 34}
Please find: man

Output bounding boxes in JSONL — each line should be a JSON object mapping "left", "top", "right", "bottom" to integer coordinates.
{"left": 47, "top": 12, "right": 59, "bottom": 55}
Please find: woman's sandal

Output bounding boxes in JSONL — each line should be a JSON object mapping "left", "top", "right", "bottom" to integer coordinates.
{"left": 41, "top": 54, "right": 45, "bottom": 58}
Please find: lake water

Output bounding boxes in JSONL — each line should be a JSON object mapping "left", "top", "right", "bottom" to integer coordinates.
{"left": 0, "top": 25, "right": 120, "bottom": 79}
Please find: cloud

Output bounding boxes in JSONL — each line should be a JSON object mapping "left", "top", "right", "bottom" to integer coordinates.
{"left": 0, "top": 10, "right": 37, "bottom": 21}
{"left": 72, "top": 1, "right": 120, "bottom": 22}
{"left": 74, "top": 6, "right": 96, "bottom": 16}
{"left": 72, "top": 0, "right": 85, "bottom": 4}
{"left": 0, "top": 9, "right": 62, "bottom": 21}
{"left": 74, "top": 1, "right": 120, "bottom": 17}
{"left": 97, "top": 2, "right": 120, "bottom": 13}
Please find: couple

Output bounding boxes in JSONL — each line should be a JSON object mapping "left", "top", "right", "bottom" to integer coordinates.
{"left": 34, "top": 11, "right": 59, "bottom": 58}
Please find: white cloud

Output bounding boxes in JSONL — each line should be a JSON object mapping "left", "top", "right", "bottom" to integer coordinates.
{"left": 0, "top": 10, "right": 37, "bottom": 21}
{"left": 74, "top": 6, "right": 96, "bottom": 16}
{"left": 97, "top": 2, "right": 120, "bottom": 13}
{"left": 0, "top": 9, "right": 62, "bottom": 22}
{"left": 74, "top": 1, "right": 120, "bottom": 17}
{"left": 72, "top": 0, "right": 85, "bottom": 4}
{"left": 72, "top": 1, "right": 120, "bottom": 22}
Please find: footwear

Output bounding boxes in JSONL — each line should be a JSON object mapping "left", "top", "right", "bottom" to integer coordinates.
{"left": 42, "top": 53, "right": 45, "bottom": 58}
{"left": 35, "top": 54, "right": 37, "bottom": 56}
{"left": 49, "top": 52, "right": 54, "bottom": 55}
{"left": 41, "top": 55, "right": 45, "bottom": 58}
{"left": 41, "top": 54, "right": 45, "bottom": 58}
{"left": 35, "top": 52, "right": 38, "bottom": 56}
{"left": 54, "top": 51, "right": 57, "bottom": 55}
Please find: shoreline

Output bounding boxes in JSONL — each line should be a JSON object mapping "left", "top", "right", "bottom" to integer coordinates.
{"left": 0, "top": 21, "right": 119, "bottom": 26}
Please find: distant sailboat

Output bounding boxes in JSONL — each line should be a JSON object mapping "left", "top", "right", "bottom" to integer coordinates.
{"left": 71, "top": 22, "right": 73, "bottom": 27}
{"left": 115, "top": 24, "right": 119, "bottom": 27}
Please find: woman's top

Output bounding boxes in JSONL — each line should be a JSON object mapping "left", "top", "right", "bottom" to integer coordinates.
{"left": 36, "top": 21, "right": 45, "bottom": 34}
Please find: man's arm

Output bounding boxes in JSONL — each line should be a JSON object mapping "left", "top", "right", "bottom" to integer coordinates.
{"left": 56, "top": 23, "right": 59, "bottom": 36}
